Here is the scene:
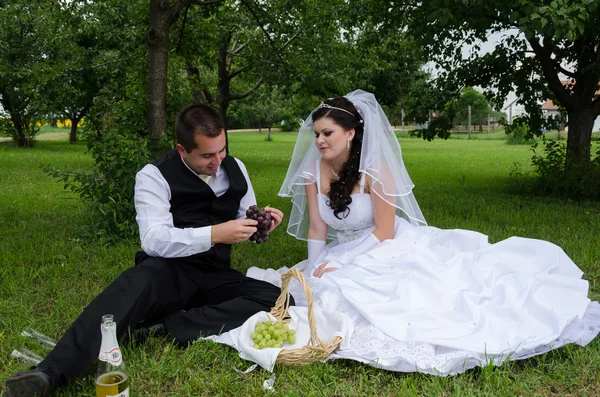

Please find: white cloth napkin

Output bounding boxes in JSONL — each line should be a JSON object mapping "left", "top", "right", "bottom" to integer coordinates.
{"left": 209, "top": 306, "right": 353, "bottom": 372}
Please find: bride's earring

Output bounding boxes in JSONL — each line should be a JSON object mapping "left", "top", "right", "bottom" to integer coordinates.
{"left": 347, "top": 139, "right": 350, "bottom": 151}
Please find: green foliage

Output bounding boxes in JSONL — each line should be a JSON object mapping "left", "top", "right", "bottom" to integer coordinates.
{"left": 369, "top": 0, "right": 600, "bottom": 170}
{"left": 510, "top": 139, "right": 600, "bottom": 200}
{"left": 451, "top": 87, "right": 493, "bottom": 131}
{"left": 45, "top": 128, "right": 150, "bottom": 242}
{"left": 0, "top": 0, "right": 49, "bottom": 146}
{"left": 45, "top": 65, "right": 153, "bottom": 241}
{"left": 504, "top": 116, "right": 535, "bottom": 145}
{"left": 280, "top": 111, "right": 301, "bottom": 132}
{"left": 37, "top": 0, "right": 147, "bottom": 143}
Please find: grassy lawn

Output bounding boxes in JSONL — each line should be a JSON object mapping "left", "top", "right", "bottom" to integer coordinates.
{"left": 1, "top": 132, "right": 599, "bottom": 396}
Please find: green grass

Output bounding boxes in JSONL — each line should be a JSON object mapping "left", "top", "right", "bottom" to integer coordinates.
{"left": 1, "top": 132, "right": 600, "bottom": 396}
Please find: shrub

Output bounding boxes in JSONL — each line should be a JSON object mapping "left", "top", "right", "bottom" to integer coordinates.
{"left": 46, "top": 127, "right": 150, "bottom": 242}
{"left": 509, "top": 139, "right": 600, "bottom": 201}
{"left": 280, "top": 112, "right": 301, "bottom": 132}
{"left": 504, "top": 117, "right": 534, "bottom": 145}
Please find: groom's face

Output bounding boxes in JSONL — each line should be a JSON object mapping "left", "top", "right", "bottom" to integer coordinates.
{"left": 177, "top": 130, "right": 227, "bottom": 176}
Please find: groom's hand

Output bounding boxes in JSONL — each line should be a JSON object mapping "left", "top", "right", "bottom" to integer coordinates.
{"left": 211, "top": 219, "right": 258, "bottom": 244}
{"left": 265, "top": 206, "right": 284, "bottom": 232}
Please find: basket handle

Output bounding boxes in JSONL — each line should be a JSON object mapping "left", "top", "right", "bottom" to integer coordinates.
{"left": 270, "top": 268, "right": 325, "bottom": 349}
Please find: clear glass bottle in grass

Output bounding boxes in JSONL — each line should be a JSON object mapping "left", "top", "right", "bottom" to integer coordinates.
{"left": 96, "top": 314, "right": 130, "bottom": 397}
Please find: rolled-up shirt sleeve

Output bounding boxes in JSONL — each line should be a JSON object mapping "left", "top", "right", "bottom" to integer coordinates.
{"left": 134, "top": 164, "right": 212, "bottom": 258}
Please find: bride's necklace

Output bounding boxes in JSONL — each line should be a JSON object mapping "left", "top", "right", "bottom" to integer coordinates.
{"left": 331, "top": 165, "right": 341, "bottom": 180}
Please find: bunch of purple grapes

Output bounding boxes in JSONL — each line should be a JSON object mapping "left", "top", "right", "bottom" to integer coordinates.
{"left": 246, "top": 205, "right": 271, "bottom": 243}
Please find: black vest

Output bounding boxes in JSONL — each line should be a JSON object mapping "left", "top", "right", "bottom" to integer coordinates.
{"left": 153, "top": 150, "right": 248, "bottom": 266}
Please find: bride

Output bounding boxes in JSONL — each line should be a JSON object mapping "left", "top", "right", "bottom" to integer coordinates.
{"left": 244, "top": 90, "right": 600, "bottom": 375}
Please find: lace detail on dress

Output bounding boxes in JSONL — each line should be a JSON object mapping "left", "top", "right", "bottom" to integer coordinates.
{"left": 337, "top": 228, "right": 373, "bottom": 243}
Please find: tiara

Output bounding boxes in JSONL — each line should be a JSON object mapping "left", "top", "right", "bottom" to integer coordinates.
{"left": 316, "top": 102, "right": 354, "bottom": 116}
{"left": 316, "top": 102, "right": 364, "bottom": 123}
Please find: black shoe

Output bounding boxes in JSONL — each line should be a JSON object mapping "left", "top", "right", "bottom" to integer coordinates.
{"left": 5, "top": 367, "right": 64, "bottom": 397}
{"left": 131, "top": 319, "right": 167, "bottom": 342}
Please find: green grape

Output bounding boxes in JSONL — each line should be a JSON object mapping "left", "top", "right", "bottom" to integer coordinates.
{"left": 251, "top": 319, "right": 299, "bottom": 349}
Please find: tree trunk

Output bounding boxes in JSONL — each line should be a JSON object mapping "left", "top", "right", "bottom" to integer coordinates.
{"left": 69, "top": 117, "right": 80, "bottom": 144}
{"left": 565, "top": 108, "right": 595, "bottom": 169}
{"left": 14, "top": 126, "right": 27, "bottom": 147}
{"left": 216, "top": 37, "right": 231, "bottom": 151}
{"left": 267, "top": 125, "right": 271, "bottom": 141}
{"left": 11, "top": 118, "right": 28, "bottom": 147}
{"left": 218, "top": 104, "right": 229, "bottom": 150}
{"left": 146, "top": 0, "right": 172, "bottom": 158}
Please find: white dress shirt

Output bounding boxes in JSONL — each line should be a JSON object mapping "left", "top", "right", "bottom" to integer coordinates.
{"left": 134, "top": 156, "right": 256, "bottom": 258}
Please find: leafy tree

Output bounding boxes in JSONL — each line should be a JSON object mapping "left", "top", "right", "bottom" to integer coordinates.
{"left": 0, "top": 1, "right": 49, "bottom": 146}
{"left": 367, "top": 0, "right": 600, "bottom": 170}
{"left": 40, "top": 1, "right": 110, "bottom": 144}
{"left": 177, "top": 1, "right": 269, "bottom": 138}
{"left": 146, "top": 0, "right": 223, "bottom": 156}
{"left": 453, "top": 87, "right": 492, "bottom": 133}
{"left": 250, "top": 86, "right": 288, "bottom": 140}
{"left": 351, "top": 26, "right": 429, "bottom": 110}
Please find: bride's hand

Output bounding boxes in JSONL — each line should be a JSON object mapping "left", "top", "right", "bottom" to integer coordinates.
{"left": 265, "top": 206, "right": 284, "bottom": 233}
{"left": 313, "top": 262, "right": 339, "bottom": 278}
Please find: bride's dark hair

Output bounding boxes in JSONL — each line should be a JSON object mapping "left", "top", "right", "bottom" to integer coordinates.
{"left": 312, "top": 97, "right": 364, "bottom": 219}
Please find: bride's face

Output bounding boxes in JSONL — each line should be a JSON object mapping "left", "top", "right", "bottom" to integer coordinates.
{"left": 313, "top": 117, "right": 354, "bottom": 162}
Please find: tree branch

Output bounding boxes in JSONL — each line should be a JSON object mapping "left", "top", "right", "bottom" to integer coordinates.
{"left": 282, "top": 31, "right": 301, "bottom": 48}
{"left": 229, "top": 78, "right": 263, "bottom": 101}
{"left": 239, "top": 0, "right": 287, "bottom": 71}
{"left": 230, "top": 42, "right": 248, "bottom": 56}
{"left": 592, "top": 95, "right": 600, "bottom": 116}
{"left": 528, "top": 37, "right": 575, "bottom": 109}
{"left": 229, "top": 67, "right": 246, "bottom": 80}
{"left": 190, "top": 0, "right": 222, "bottom": 5}
{"left": 175, "top": 4, "right": 190, "bottom": 54}
{"left": 171, "top": 0, "right": 222, "bottom": 25}
{"left": 555, "top": 63, "right": 577, "bottom": 78}
{"left": 202, "top": 86, "right": 215, "bottom": 104}
{"left": 185, "top": 62, "right": 215, "bottom": 104}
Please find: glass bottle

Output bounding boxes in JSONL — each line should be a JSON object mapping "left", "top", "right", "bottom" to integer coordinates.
{"left": 95, "top": 314, "right": 130, "bottom": 397}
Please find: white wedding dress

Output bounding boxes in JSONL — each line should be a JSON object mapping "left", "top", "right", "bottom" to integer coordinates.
{"left": 238, "top": 170, "right": 600, "bottom": 375}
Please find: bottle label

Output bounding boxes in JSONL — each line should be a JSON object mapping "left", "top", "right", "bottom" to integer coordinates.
{"left": 107, "top": 387, "right": 129, "bottom": 397}
{"left": 99, "top": 347, "right": 122, "bottom": 366}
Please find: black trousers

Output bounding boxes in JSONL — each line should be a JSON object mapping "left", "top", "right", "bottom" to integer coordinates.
{"left": 39, "top": 253, "right": 289, "bottom": 379}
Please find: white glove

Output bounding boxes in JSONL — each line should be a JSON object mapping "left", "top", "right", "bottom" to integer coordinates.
{"left": 308, "top": 239, "right": 326, "bottom": 268}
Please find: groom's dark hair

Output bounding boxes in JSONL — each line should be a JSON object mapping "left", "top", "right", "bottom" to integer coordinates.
{"left": 176, "top": 104, "right": 224, "bottom": 152}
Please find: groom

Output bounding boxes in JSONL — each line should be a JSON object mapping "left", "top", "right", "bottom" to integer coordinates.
{"left": 5, "top": 104, "right": 291, "bottom": 397}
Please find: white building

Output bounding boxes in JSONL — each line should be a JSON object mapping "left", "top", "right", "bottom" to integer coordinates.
{"left": 503, "top": 91, "right": 600, "bottom": 132}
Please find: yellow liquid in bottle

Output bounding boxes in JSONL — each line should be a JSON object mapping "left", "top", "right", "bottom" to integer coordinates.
{"left": 95, "top": 371, "right": 129, "bottom": 397}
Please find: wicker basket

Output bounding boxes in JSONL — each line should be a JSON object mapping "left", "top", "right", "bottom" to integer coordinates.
{"left": 269, "top": 268, "right": 343, "bottom": 365}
